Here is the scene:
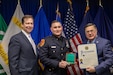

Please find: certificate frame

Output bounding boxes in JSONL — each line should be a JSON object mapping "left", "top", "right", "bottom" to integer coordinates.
{"left": 78, "top": 44, "right": 98, "bottom": 69}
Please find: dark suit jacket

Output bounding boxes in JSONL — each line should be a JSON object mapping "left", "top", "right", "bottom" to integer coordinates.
{"left": 83, "top": 36, "right": 113, "bottom": 75}
{"left": 8, "top": 32, "right": 38, "bottom": 75}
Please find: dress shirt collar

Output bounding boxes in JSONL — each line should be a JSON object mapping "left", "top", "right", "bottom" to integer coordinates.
{"left": 22, "top": 30, "right": 31, "bottom": 38}
{"left": 52, "top": 34, "right": 63, "bottom": 41}
{"left": 87, "top": 35, "right": 98, "bottom": 44}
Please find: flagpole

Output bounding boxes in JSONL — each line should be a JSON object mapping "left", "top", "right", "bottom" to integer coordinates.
{"left": 67, "top": 0, "right": 72, "bottom": 5}
{"left": 40, "top": 0, "right": 42, "bottom": 8}
{"left": 86, "top": 0, "right": 89, "bottom": 7}
{"left": 38, "top": 0, "right": 42, "bottom": 11}
{"left": 99, "top": 0, "right": 103, "bottom": 7}
{"left": 56, "top": 2, "right": 61, "bottom": 18}
{"left": 85, "top": 0, "right": 89, "bottom": 15}
{"left": 56, "top": 2, "right": 59, "bottom": 14}
{"left": 18, "top": 0, "right": 20, "bottom": 4}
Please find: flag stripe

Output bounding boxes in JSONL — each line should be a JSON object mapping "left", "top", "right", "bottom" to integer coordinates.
{"left": 68, "top": 66, "right": 75, "bottom": 75}
{"left": 71, "top": 38, "right": 77, "bottom": 52}
{"left": 72, "top": 65, "right": 78, "bottom": 74}
{"left": 70, "top": 34, "right": 82, "bottom": 53}
{"left": 70, "top": 39, "right": 77, "bottom": 52}
{"left": 75, "top": 33, "right": 82, "bottom": 44}
{"left": 73, "top": 65, "right": 81, "bottom": 75}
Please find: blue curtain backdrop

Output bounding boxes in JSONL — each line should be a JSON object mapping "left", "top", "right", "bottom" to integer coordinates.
{"left": 1, "top": 0, "right": 113, "bottom": 26}
{"left": 0, "top": 0, "right": 113, "bottom": 43}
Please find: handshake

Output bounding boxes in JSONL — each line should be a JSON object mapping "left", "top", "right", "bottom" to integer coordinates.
{"left": 59, "top": 53, "right": 76, "bottom": 68}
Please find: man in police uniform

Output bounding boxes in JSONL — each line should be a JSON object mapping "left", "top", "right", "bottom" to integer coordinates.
{"left": 39, "top": 20, "right": 70, "bottom": 75}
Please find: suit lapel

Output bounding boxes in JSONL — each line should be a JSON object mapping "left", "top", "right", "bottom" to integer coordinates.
{"left": 20, "top": 32, "right": 36, "bottom": 56}
{"left": 94, "top": 37, "right": 99, "bottom": 44}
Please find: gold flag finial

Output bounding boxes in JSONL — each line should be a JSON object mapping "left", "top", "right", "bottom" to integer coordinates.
{"left": 85, "top": 0, "right": 89, "bottom": 15}
{"left": 56, "top": 2, "right": 61, "bottom": 17}
{"left": 67, "top": 0, "right": 73, "bottom": 11}
{"left": 56, "top": 2, "right": 59, "bottom": 13}
{"left": 67, "top": 0, "right": 72, "bottom": 5}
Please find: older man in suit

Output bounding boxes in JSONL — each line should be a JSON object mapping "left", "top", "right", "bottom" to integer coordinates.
{"left": 8, "top": 15, "right": 38, "bottom": 75}
{"left": 83, "top": 23, "right": 113, "bottom": 75}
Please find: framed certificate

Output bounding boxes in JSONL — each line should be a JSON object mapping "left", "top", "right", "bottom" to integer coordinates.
{"left": 66, "top": 53, "right": 75, "bottom": 64}
{"left": 78, "top": 44, "right": 98, "bottom": 69}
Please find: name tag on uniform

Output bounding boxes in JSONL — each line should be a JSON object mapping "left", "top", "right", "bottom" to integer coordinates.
{"left": 51, "top": 46, "right": 56, "bottom": 48}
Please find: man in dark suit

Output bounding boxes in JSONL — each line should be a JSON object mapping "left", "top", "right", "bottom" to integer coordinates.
{"left": 8, "top": 15, "right": 38, "bottom": 75}
{"left": 39, "top": 20, "right": 70, "bottom": 75}
{"left": 83, "top": 23, "right": 113, "bottom": 75}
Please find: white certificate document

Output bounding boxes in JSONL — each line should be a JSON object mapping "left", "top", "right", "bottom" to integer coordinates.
{"left": 78, "top": 44, "right": 98, "bottom": 69}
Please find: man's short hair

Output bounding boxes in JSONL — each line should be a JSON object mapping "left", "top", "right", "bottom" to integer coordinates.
{"left": 51, "top": 20, "right": 61, "bottom": 27}
{"left": 84, "top": 23, "right": 97, "bottom": 30}
{"left": 22, "top": 15, "right": 33, "bottom": 24}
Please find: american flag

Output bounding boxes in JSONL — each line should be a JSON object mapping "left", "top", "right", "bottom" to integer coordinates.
{"left": 63, "top": 7, "right": 83, "bottom": 75}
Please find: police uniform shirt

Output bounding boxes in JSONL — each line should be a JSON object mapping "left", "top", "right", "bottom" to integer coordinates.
{"left": 39, "top": 35, "right": 70, "bottom": 68}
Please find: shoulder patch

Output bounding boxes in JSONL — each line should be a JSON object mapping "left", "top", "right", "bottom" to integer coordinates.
{"left": 39, "top": 39, "right": 45, "bottom": 47}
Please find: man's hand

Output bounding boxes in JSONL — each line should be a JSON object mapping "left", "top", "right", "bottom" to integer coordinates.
{"left": 86, "top": 66, "right": 96, "bottom": 73}
{"left": 59, "top": 60, "right": 69, "bottom": 68}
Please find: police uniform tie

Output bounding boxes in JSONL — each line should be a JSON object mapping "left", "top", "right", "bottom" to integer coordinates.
{"left": 28, "top": 35, "right": 37, "bottom": 56}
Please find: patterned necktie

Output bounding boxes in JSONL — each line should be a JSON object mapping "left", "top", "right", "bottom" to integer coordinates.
{"left": 28, "top": 35, "right": 37, "bottom": 56}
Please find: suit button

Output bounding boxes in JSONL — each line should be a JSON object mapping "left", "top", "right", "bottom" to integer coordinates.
{"left": 61, "top": 54, "right": 64, "bottom": 56}
{"left": 53, "top": 51, "right": 56, "bottom": 53}
{"left": 49, "top": 69, "right": 52, "bottom": 71}
{"left": 61, "top": 48, "right": 63, "bottom": 50}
